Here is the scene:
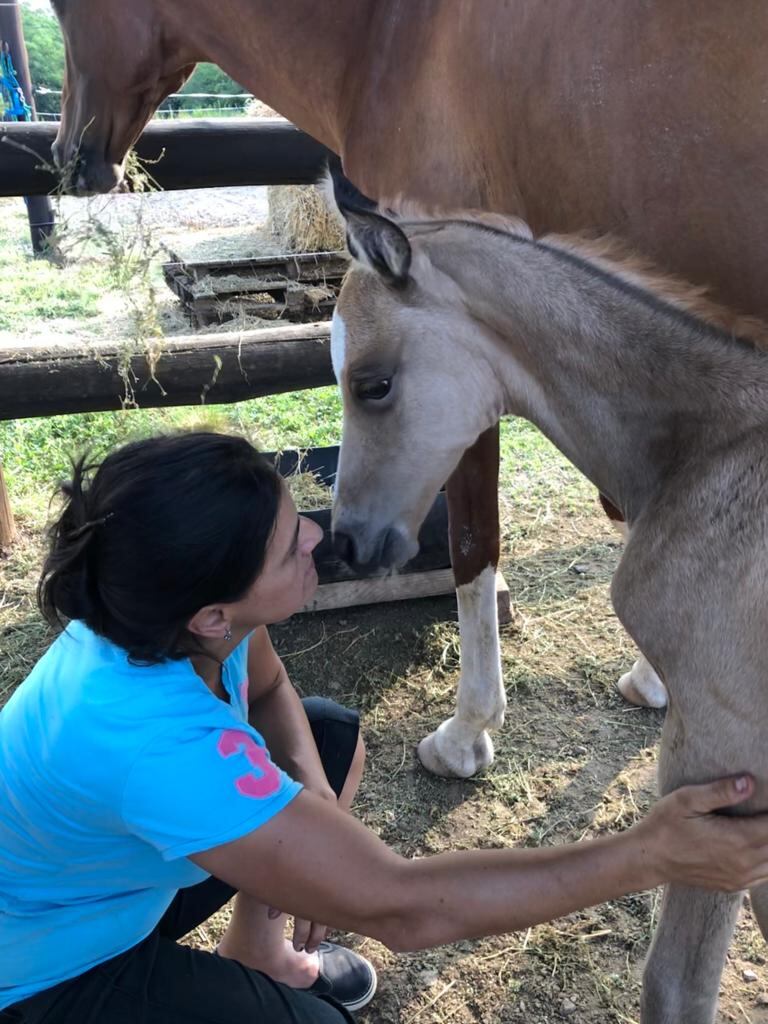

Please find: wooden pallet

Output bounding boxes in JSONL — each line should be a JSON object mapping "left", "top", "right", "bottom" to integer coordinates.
{"left": 163, "top": 250, "right": 349, "bottom": 327}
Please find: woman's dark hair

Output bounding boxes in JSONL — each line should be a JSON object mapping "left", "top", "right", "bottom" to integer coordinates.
{"left": 37, "top": 432, "right": 282, "bottom": 663}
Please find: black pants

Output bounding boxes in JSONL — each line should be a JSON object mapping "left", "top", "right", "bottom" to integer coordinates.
{"left": 2, "top": 699, "right": 360, "bottom": 1024}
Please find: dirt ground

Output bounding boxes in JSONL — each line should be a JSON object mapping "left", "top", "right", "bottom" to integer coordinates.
{"left": 58, "top": 186, "right": 271, "bottom": 234}
{"left": 2, "top": 188, "right": 768, "bottom": 1022}
{"left": 3, "top": 485, "right": 767, "bottom": 1024}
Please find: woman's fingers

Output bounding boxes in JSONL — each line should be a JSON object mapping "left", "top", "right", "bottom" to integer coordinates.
{"left": 673, "top": 775, "right": 754, "bottom": 816}
{"left": 646, "top": 774, "right": 768, "bottom": 892}
{"left": 292, "top": 916, "right": 312, "bottom": 951}
{"left": 292, "top": 917, "right": 327, "bottom": 952}
{"left": 304, "top": 921, "right": 328, "bottom": 954}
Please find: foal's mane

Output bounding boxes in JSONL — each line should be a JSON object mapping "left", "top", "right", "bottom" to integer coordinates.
{"left": 367, "top": 196, "right": 768, "bottom": 351}
{"left": 541, "top": 233, "right": 768, "bottom": 351}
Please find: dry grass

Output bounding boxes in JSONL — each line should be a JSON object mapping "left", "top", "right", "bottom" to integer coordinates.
{"left": 283, "top": 468, "right": 332, "bottom": 511}
{"left": 0, "top": 524, "right": 53, "bottom": 706}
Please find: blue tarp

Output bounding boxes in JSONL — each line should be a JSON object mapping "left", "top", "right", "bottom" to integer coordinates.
{"left": 0, "top": 44, "right": 32, "bottom": 121}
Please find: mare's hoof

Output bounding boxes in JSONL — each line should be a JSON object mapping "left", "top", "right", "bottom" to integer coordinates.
{"left": 617, "top": 659, "right": 668, "bottom": 709}
{"left": 417, "top": 729, "right": 494, "bottom": 778}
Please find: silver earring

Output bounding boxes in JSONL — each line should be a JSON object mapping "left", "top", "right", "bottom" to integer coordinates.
{"left": 223, "top": 628, "right": 233, "bottom": 642}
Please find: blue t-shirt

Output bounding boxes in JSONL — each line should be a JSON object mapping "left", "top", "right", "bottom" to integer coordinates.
{"left": 0, "top": 621, "right": 302, "bottom": 1008}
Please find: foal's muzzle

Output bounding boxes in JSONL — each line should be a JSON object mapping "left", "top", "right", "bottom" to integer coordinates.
{"left": 331, "top": 524, "right": 415, "bottom": 574}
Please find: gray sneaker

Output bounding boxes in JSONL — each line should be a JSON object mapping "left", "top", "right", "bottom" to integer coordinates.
{"left": 307, "top": 942, "right": 378, "bottom": 1011}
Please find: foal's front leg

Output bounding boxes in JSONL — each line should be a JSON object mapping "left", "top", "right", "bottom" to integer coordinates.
{"left": 418, "top": 426, "right": 506, "bottom": 778}
{"left": 641, "top": 711, "right": 743, "bottom": 1023}
{"left": 641, "top": 884, "right": 742, "bottom": 1024}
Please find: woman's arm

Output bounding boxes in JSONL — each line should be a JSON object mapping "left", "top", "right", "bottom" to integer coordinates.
{"left": 245, "top": 627, "right": 335, "bottom": 801}
{"left": 191, "top": 774, "right": 768, "bottom": 953}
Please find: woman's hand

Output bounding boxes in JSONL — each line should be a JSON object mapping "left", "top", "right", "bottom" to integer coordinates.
{"left": 635, "top": 774, "right": 768, "bottom": 892}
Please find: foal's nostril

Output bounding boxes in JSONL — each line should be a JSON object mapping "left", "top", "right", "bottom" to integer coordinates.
{"left": 332, "top": 530, "right": 356, "bottom": 567}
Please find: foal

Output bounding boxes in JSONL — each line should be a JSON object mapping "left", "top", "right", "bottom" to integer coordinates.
{"left": 328, "top": 186, "right": 768, "bottom": 1023}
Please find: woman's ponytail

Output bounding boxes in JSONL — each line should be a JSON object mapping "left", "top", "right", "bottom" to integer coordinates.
{"left": 37, "top": 454, "right": 110, "bottom": 630}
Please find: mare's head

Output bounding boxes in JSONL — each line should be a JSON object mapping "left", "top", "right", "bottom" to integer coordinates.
{"left": 328, "top": 169, "right": 526, "bottom": 573}
{"left": 51, "top": 0, "right": 196, "bottom": 193}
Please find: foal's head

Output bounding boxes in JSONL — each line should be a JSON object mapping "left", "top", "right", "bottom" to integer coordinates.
{"left": 328, "top": 169, "right": 527, "bottom": 572}
{"left": 51, "top": 0, "right": 196, "bottom": 193}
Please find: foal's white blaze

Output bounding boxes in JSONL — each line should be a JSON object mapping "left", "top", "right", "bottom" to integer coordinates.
{"left": 330, "top": 309, "right": 347, "bottom": 382}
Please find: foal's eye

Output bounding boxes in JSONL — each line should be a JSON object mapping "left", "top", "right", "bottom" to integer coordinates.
{"left": 356, "top": 378, "right": 392, "bottom": 401}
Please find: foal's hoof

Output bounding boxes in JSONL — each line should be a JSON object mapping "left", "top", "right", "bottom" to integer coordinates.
{"left": 417, "top": 729, "right": 494, "bottom": 778}
{"left": 617, "top": 659, "right": 668, "bottom": 709}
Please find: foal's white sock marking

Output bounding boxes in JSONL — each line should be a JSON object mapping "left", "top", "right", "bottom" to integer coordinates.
{"left": 419, "top": 564, "right": 505, "bottom": 777}
{"left": 331, "top": 309, "right": 347, "bottom": 382}
{"left": 618, "top": 657, "right": 668, "bottom": 708}
{"left": 454, "top": 564, "right": 505, "bottom": 731}
{"left": 609, "top": 520, "right": 668, "bottom": 708}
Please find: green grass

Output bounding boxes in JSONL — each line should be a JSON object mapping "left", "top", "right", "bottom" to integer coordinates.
{"left": 0, "top": 388, "right": 344, "bottom": 508}
{"left": 0, "top": 201, "right": 109, "bottom": 330}
{"left": 1, "top": 390, "right": 588, "bottom": 528}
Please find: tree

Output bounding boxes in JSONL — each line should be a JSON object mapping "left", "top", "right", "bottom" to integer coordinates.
{"left": 19, "top": 3, "right": 64, "bottom": 116}
{"left": 16, "top": 5, "right": 248, "bottom": 118}
{"left": 178, "top": 63, "right": 249, "bottom": 112}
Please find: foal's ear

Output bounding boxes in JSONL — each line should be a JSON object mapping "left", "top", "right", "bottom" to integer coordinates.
{"left": 324, "top": 156, "right": 412, "bottom": 288}
{"left": 343, "top": 208, "right": 412, "bottom": 288}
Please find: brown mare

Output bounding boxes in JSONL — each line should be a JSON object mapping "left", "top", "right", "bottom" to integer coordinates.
{"left": 327, "top": 171, "right": 768, "bottom": 1023}
{"left": 50, "top": 0, "right": 768, "bottom": 778}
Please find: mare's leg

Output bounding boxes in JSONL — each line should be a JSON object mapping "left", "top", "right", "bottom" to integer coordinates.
{"left": 418, "top": 426, "right": 506, "bottom": 778}
{"left": 600, "top": 496, "right": 669, "bottom": 708}
{"left": 641, "top": 886, "right": 742, "bottom": 1024}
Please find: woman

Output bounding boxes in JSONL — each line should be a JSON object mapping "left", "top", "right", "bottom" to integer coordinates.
{"left": 2, "top": 430, "right": 768, "bottom": 1024}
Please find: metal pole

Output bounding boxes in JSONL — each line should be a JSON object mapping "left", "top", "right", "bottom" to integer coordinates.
{"left": 0, "top": 1, "right": 55, "bottom": 255}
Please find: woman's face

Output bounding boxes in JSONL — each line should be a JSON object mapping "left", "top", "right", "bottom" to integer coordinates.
{"left": 234, "top": 487, "right": 324, "bottom": 626}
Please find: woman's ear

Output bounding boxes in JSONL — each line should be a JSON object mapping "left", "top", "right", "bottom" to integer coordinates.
{"left": 187, "top": 605, "right": 230, "bottom": 640}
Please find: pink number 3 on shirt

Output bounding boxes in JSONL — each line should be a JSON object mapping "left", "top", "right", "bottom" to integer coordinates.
{"left": 217, "top": 730, "right": 281, "bottom": 799}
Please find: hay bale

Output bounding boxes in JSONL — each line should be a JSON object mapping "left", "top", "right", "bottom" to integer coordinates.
{"left": 245, "top": 99, "right": 343, "bottom": 252}
{"left": 245, "top": 99, "right": 282, "bottom": 119}
{"left": 267, "top": 185, "right": 344, "bottom": 253}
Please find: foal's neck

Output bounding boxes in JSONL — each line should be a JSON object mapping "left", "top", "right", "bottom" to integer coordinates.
{"left": 434, "top": 227, "right": 768, "bottom": 521}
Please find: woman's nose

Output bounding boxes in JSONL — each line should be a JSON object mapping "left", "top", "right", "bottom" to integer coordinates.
{"left": 300, "top": 516, "right": 324, "bottom": 553}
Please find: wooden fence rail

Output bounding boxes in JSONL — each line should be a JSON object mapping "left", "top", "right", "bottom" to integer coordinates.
{"left": 0, "top": 119, "right": 331, "bottom": 197}
{"left": 0, "top": 323, "right": 333, "bottom": 421}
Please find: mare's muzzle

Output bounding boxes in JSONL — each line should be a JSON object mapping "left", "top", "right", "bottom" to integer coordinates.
{"left": 52, "top": 138, "right": 124, "bottom": 195}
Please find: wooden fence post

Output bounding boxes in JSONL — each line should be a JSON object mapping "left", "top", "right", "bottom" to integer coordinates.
{"left": 0, "top": 461, "right": 17, "bottom": 549}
